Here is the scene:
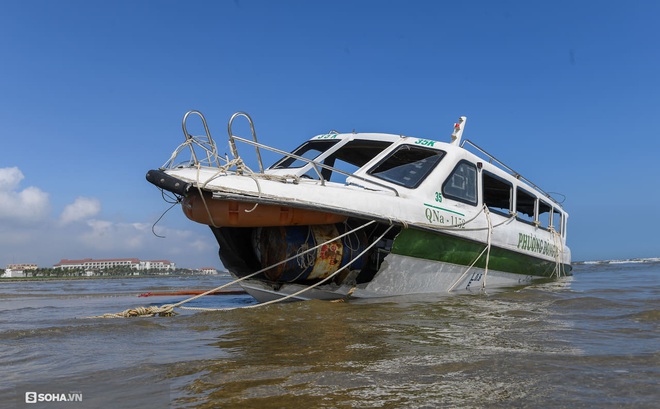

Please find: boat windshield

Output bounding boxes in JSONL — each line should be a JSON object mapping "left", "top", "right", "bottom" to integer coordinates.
{"left": 367, "top": 144, "right": 446, "bottom": 188}
{"left": 270, "top": 140, "right": 340, "bottom": 169}
{"left": 270, "top": 139, "right": 395, "bottom": 183}
{"left": 315, "top": 139, "right": 393, "bottom": 182}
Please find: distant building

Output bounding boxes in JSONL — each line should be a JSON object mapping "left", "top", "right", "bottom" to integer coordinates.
{"left": 7, "top": 263, "right": 38, "bottom": 270}
{"left": 53, "top": 258, "right": 175, "bottom": 272}
{"left": 2, "top": 263, "right": 38, "bottom": 278}
{"left": 199, "top": 267, "right": 218, "bottom": 275}
{"left": 54, "top": 258, "right": 140, "bottom": 270}
{"left": 138, "top": 260, "right": 176, "bottom": 271}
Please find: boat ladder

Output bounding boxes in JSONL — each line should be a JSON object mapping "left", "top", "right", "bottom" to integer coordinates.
{"left": 228, "top": 112, "right": 264, "bottom": 173}
{"left": 162, "top": 110, "right": 223, "bottom": 169}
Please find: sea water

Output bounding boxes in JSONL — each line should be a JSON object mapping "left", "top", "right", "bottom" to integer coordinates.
{"left": 0, "top": 262, "right": 658, "bottom": 408}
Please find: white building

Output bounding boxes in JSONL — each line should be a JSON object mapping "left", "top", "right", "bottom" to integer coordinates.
{"left": 138, "top": 260, "right": 176, "bottom": 271}
{"left": 3, "top": 264, "right": 38, "bottom": 278}
{"left": 199, "top": 267, "right": 219, "bottom": 275}
{"left": 3, "top": 268, "right": 25, "bottom": 278}
{"left": 54, "top": 258, "right": 175, "bottom": 272}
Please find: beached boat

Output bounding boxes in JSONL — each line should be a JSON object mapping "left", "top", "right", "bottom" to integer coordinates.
{"left": 146, "top": 111, "right": 571, "bottom": 302}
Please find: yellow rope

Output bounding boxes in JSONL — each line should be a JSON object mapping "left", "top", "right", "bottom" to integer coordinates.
{"left": 330, "top": 287, "right": 356, "bottom": 303}
{"left": 87, "top": 304, "right": 177, "bottom": 319}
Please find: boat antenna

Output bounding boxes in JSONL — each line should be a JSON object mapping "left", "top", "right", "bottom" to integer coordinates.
{"left": 451, "top": 116, "right": 467, "bottom": 145}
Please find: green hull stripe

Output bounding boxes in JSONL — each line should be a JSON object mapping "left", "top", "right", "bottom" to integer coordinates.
{"left": 423, "top": 203, "right": 465, "bottom": 216}
{"left": 392, "top": 228, "right": 572, "bottom": 277}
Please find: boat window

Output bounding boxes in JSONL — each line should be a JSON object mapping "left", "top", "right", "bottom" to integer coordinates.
{"left": 442, "top": 161, "right": 478, "bottom": 205}
{"left": 320, "top": 140, "right": 393, "bottom": 183}
{"left": 552, "top": 208, "right": 563, "bottom": 234}
{"left": 516, "top": 188, "right": 536, "bottom": 224}
{"left": 367, "top": 144, "right": 446, "bottom": 188}
{"left": 270, "top": 140, "right": 340, "bottom": 169}
{"left": 538, "top": 200, "right": 552, "bottom": 229}
{"left": 482, "top": 171, "right": 512, "bottom": 215}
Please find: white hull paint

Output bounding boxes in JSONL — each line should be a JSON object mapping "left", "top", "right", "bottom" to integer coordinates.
{"left": 358, "top": 253, "right": 535, "bottom": 296}
{"left": 237, "top": 253, "right": 539, "bottom": 304}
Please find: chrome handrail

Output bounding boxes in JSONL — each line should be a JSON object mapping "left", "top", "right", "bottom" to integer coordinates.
{"left": 168, "top": 110, "right": 399, "bottom": 197}
{"left": 228, "top": 112, "right": 264, "bottom": 173}
{"left": 180, "top": 110, "right": 221, "bottom": 167}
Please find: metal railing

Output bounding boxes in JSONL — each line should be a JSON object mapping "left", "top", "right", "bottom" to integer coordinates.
{"left": 461, "top": 138, "right": 561, "bottom": 206}
{"left": 228, "top": 112, "right": 264, "bottom": 173}
{"left": 181, "top": 110, "right": 222, "bottom": 167}
{"left": 165, "top": 110, "right": 400, "bottom": 197}
{"left": 228, "top": 134, "right": 400, "bottom": 196}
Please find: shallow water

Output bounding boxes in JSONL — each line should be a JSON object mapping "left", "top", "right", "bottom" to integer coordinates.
{"left": 1, "top": 263, "right": 658, "bottom": 408}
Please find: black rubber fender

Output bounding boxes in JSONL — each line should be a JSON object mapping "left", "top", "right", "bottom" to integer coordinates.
{"left": 145, "top": 169, "right": 191, "bottom": 196}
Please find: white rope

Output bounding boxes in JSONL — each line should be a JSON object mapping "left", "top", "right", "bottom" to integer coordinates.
{"left": 447, "top": 205, "right": 494, "bottom": 293}
{"left": 288, "top": 225, "right": 317, "bottom": 282}
{"left": 191, "top": 157, "right": 264, "bottom": 226}
{"left": 162, "top": 135, "right": 226, "bottom": 169}
{"left": 418, "top": 207, "right": 516, "bottom": 232}
{"left": 184, "top": 224, "right": 395, "bottom": 311}
{"left": 87, "top": 220, "right": 378, "bottom": 318}
{"left": 551, "top": 227, "right": 564, "bottom": 278}
{"left": 195, "top": 163, "right": 219, "bottom": 228}
{"left": 481, "top": 206, "right": 493, "bottom": 291}
{"left": 190, "top": 153, "right": 311, "bottom": 217}
{"left": 446, "top": 248, "right": 489, "bottom": 293}
{"left": 172, "top": 219, "right": 377, "bottom": 308}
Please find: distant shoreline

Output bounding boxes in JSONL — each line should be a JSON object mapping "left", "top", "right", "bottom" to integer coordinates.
{"left": 574, "top": 257, "right": 660, "bottom": 265}
{"left": 0, "top": 273, "right": 230, "bottom": 283}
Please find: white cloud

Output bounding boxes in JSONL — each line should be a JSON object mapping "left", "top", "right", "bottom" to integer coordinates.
{"left": 59, "top": 197, "right": 101, "bottom": 224}
{"left": 0, "top": 167, "right": 23, "bottom": 190}
{"left": 0, "top": 166, "right": 221, "bottom": 269}
{"left": 81, "top": 220, "right": 145, "bottom": 250}
{"left": 0, "top": 167, "right": 50, "bottom": 223}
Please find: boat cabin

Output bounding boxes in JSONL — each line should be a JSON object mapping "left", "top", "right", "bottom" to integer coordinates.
{"left": 265, "top": 131, "right": 567, "bottom": 240}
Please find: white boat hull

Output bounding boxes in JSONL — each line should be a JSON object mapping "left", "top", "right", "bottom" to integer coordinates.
{"left": 236, "top": 253, "right": 544, "bottom": 303}
{"left": 147, "top": 110, "right": 572, "bottom": 305}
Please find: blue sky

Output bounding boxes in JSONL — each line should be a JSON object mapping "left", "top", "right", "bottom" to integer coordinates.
{"left": 1, "top": 0, "right": 659, "bottom": 269}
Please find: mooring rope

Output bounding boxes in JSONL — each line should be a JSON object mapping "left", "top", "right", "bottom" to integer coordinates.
{"left": 191, "top": 154, "right": 316, "bottom": 221}
{"left": 551, "top": 227, "right": 565, "bottom": 278}
{"left": 181, "top": 224, "right": 394, "bottom": 312}
{"left": 195, "top": 163, "right": 220, "bottom": 228}
{"left": 481, "top": 206, "right": 493, "bottom": 290}
{"left": 88, "top": 305, "right": 178, "bottom": 319}
{"left": 163, "top": 133, "right": 227, "bottom": 170}
{"left": 447, "top": 205, "right": 494, "bottom": 293}
{"left": 193, "top": 158, "right": 257, "bottom": 227}
{"left": 419, "top": 205, "right": 516, "bottom": 232}
{"left": 85, "top": 220, "right": 378, "bottom": 318}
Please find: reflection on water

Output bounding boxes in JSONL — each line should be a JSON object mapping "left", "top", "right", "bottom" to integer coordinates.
{"left": 1, "top": 264, "right": 659, "bottom": 408}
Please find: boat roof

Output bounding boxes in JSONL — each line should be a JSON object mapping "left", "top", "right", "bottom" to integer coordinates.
{"left": 307, "top": 131, "right": 564, "bottom": 209}
{"left": 309, "top": 132, "right": 404, "bottom": 143}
